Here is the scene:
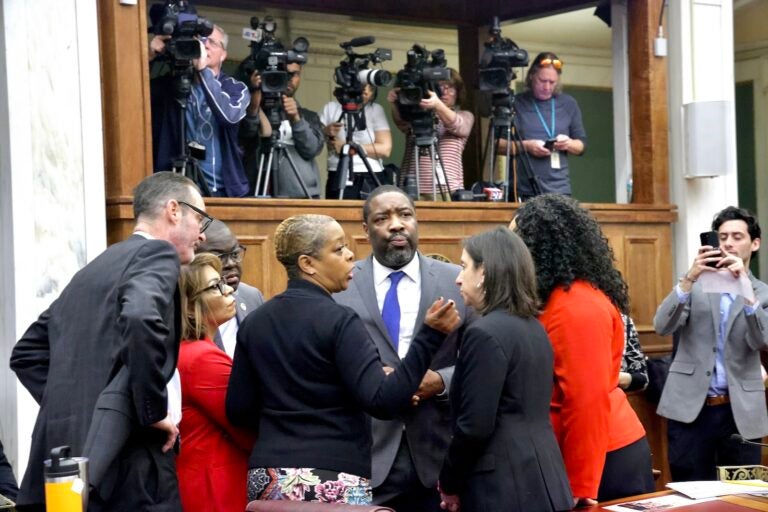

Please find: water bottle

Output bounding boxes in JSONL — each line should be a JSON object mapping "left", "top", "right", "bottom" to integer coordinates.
{"left": 44, "top": 446, "right": 88, "bottom": 512}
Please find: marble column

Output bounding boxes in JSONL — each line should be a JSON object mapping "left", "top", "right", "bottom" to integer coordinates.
{"left": 0, "top": 0, "right": 105, "bottom": 478}
{"left": 667, "top": 0, "right": 739, "bottom": 280}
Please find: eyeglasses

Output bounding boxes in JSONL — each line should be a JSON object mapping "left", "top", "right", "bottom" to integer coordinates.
{"left": 195, "top": 278, "right": 228, "bottom": 297}
{"left": 439, "top": 83, "right": 456, "bottom": 93}
{"left": 213, "top": 244, "right": 247, "bottom": 264}
{"left": 539, "top": 58, "right": 563, "bottom": 70}
{"left": 178, "top": 201, "right": 214, "bottom": 234}
{"left": 201, "top": 36, "right": 225, "bottom": 50}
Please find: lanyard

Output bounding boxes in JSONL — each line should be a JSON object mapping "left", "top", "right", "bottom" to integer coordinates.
{"left": 533, "top": 98, "right": 556, "bottom": 139}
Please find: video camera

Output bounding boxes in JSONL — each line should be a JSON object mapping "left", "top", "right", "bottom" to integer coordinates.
{"left": 333, "top": 36, "right": 392, "bottom": 112}
{"left": 394, "top": 44, "right": 450, "bottom": 146}
{"left": 479, "top": 17, "right": 528, "bottom": 94}
{"left": 149, "top": 1, "right": 213, "bottom": 63}
{"left": 479, "top": 17, "right": 529, "bottom": 127}
{"left": 238, "top": 16, "right": 309, "bottom": 95}
{"left": 395, "top": 44, "right": 450, "bottom": 106}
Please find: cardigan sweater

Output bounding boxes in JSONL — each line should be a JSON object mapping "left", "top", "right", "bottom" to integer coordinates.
{"left": 226, "top": 279, "right": 446, "bottom": 478}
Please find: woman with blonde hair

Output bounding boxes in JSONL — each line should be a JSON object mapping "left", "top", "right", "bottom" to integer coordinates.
{"left": 176, "top": 252, "right": 257, "bottom": 512}
{"left": 227, "top": 214, "right": 460, "bottom": 505}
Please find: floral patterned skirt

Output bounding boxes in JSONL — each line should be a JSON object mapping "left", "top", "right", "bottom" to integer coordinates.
{"left": 247, "top": 467, "right": 372, "bottom": 505}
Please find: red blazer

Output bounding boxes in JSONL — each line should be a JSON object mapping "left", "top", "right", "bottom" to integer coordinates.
{"left": 540, "top": 281, "right": 646, "bottom": 499}
{"left": 176, "top": 338, "right": 257, "bottom": 512}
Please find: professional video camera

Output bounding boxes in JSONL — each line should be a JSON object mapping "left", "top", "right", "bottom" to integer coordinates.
{"left": 333, "top": 36, "right": 392, "bottom": 112}
{"left": 395, "top": 44, "right": 450, "bottom": 107}
{"left": 149, "top": 0, "right": 213, "bottom": 63}
{"left": 479, "top": 17, "right": 528, "bottom": 94}
{"left": 394, "top": 44, "right": 450, "bottom": 147}
{"left": 238, "top": 16, "right": 309, "bottom": 95}
{"left": 476, "top": 17, "right": 540, "bottom": 201}
{"left": 148, "top": 0, "right": 214, "bottom": 195}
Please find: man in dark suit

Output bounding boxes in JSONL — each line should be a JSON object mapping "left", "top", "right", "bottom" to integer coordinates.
{"left": 655, "top": 206, "right": 768, "bottom": 481}
{"left": 196, "top": 219, "right": 265, "bottom": 357}
{"left": 10, "top": 172, "right": 211, "bottom": 511}
{"left": 334, "top": 185, "right": 467, "bottom": 512}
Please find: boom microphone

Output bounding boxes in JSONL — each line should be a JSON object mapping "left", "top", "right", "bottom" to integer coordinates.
{"left": 345, "top": 36, "right": 376, "bottom": 48}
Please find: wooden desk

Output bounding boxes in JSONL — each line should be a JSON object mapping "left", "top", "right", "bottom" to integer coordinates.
{"left": 593, "top": 490, "right": 768, "bottom": 511}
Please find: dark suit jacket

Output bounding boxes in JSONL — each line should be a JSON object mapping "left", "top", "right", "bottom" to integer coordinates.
{"left": 333, "top": 253, "right": 467, "bottom": 488}
{"left": 439, "top": 311, "right": 573, "bottom": 512}
{"left": 10, "top": 234, "right": 181, "bottom": 508}
{"left": 213, "top": 282, "right": 265, "bottom": 352}
{"left": 227, "top": 279, "right": 447, "bottom": 478}
{"left": 655, "top": 274, "right": 768, "bottom": 439}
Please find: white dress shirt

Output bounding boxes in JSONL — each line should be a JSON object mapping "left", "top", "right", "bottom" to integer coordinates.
{"left": 372, "top": 256, "right": 421, "bottom": 359}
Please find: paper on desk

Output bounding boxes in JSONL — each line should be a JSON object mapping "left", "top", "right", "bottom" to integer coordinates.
{"left": 666, "top": 480, "right": 768, "bottom": 499}
{"left": 699, "top": 270, "right": 756, "bottom": 303}
{"left": 603, "top": 494, "right": 713, "bottom": 511}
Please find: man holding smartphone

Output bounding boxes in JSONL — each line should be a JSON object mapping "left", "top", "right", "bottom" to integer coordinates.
{"left": 654, "top": 206, "right": 768, "bottom": 481}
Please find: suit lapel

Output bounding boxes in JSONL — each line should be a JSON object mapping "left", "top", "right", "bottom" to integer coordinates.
{"left": 416, "top": 253, "right": 436, "bottom": 330}
{"left": 356, "top": 256, "right": 399, "bottom": 358}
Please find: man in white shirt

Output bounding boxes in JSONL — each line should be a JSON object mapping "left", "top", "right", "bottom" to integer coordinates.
{"left": 196, "top": 219, "right": 265, "bottom": 357}
{"left": 334, "top": 185, "right": 468, "bottom": 512}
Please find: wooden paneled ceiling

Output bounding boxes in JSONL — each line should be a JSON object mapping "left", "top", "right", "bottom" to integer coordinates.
{"left": 201, "top": 0, "right": 596, "bottom": 26}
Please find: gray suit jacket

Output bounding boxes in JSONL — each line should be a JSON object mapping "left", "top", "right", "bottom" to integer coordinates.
{"left": 214, "top": 282, "right": 265, "bottom": 351}
{"left": 333, "top": 253, "right": 467, "bottom": 488}
{"left": 654, "top": 274, "right": 768, "bottom": 439}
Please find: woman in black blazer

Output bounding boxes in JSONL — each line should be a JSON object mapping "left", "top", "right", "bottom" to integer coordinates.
{"left": 438, "top": 227, "right": 572, "bottom": 512}
{"left": 226, "top": 214, "right": 459, "bottom": 505}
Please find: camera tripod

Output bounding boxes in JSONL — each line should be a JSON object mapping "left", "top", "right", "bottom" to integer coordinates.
{"left": 327, "top": 107, "right": 382, "bottom": 200}
{"left": 171, "top": 66, "right": 212, "bottom": 196}
{"left": 254, "top": 102, "right": 312, "bottom": 199}
{"left": 408, "top": 115, "right": 450, "bottom": 201}
{"left": 482, "top": 91, "right": 541, "bottom": 202}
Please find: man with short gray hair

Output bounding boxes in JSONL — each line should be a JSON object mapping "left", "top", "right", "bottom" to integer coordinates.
{"left": 11, "top": 172, "right": 211, "bottom": 511}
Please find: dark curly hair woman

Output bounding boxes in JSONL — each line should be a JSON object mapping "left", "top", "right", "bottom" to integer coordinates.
{"left": 511, "top": 194, "right": 654, "bottom": 506}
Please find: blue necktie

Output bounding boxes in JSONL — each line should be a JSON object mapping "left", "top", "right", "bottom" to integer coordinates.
{"left": 381, "top": 271, "right": 406, "bottom": 352}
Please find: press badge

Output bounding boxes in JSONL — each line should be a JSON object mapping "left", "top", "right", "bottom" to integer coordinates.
{"left": 551, "top": 151, "right": 561, "bottom": 169}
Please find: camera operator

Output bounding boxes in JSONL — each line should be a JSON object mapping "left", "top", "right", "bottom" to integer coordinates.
{"left": 497, "top": 52, "right": 586, "bottom": 200}
{"left": 240, "top": 62, "right": 324, "bottom": 198}
{"left": 150, "top": 24, "right": 252, "bottom": 197}
{"left": 390, "top": 68, "right": 474, "bottom": 201}
{"left": 320, "top": 84, "right": 392, "bottom": 199}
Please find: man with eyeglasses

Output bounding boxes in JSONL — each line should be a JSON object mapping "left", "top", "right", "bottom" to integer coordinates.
{"left": 11, "top": 172, "right": 211, "bottom": 512}
{"left": 240, "top": 61, "right": 324, "bottom": 198}
{"left": 150, "top": 23, "right": 252, "bottom": 197}
{"left": 196, "top": 219, "right": 265, "bottom": 357}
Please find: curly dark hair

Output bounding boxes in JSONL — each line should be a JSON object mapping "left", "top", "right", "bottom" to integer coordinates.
{"left": 513, "top": 194, "right": 629, "bottom": 313}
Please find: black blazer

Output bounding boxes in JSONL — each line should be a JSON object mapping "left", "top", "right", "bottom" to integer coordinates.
{"left": 226, "top": 279, "right": 446, "bottom": 478}
{"left": 10, "top": 235, "right": 181, "bottom": 507}
{"left": 439, "top": 310, "right": 573, "bottom": 512}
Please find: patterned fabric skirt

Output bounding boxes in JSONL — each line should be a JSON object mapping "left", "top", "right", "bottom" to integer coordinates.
{"left": 247, "top": 467, "right": 372, "bottom": 505}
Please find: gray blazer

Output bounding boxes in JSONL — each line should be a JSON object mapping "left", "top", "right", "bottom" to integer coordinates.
{"left": 654, "top": 274, "right": 768, "bottom": 439}
{"left": 214, "top": 282, "right": 265, "bottom": 351}
{"left": 334, "top": 253, "right": 467, "bottom": 488}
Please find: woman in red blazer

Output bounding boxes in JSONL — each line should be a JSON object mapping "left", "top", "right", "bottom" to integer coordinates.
{"left": 513, "top": 195, "right": 655, "bottom": 506}
{"left": 176, "top": 253, "right": 257, "bottom": 512}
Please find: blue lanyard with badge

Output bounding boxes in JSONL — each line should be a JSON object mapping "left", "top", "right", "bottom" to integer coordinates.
{"left": 534, "top": 98, "right": 560, "bottom": 169}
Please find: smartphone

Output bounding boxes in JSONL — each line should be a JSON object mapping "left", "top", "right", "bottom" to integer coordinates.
{"left": 699, "top": 231, "right": 721, "bottom": 268}
{"left": 544, "top": 138, "right": 556, "bottom": 151}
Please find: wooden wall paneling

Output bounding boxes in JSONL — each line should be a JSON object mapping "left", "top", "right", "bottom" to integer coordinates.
{"left": 97, "top": 1, "right": 153, "bottom": 197}
{"left": 627, "top": 0, "right": 669, "bottom": 204}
